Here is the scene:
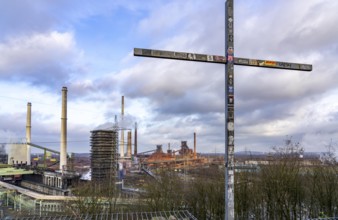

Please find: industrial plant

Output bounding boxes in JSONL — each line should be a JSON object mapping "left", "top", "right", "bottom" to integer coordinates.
{"left": 0, "top": 86, "right": 331, "bottom": 220}
{"left": 0, "top": 87, "right": 208, "bottom": 218}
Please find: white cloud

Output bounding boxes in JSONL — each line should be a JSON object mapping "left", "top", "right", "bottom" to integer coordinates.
{"left": 0, "top": 31, "right": 84, "bottom": 88}
{"left": 1, "top": 0, "right": 338, "bottom": 154}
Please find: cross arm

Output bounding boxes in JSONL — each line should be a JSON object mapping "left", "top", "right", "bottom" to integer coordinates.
{"left": 234, "top": 57, "right": 312, "bottom": 71}
{"left": 134, "top": 48, "right": 312, "bottom": 71}
{"left": 134, "top": 48, "right": 226, "bottom": 64}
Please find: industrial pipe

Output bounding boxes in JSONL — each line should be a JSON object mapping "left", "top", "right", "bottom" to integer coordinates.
{"left": 194, "top": 132, "right": 197, "bottom": 159}
{"left": 127, "top": 131, "right": 132, "bottom": 158}
{"left": 60, "top": 87, "right": 67, "bottom": 171}
{"left": 134, "top": 122, "right": 137, "bottom": 156}
{"left": 120, "top": 96, "right": 124, "bottom": 158}
{"left": 26, "top": 102, "right": 32, "bottom": 165}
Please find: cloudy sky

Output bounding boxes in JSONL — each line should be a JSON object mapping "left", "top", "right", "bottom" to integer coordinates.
{"left": 0, "top": 0, "right": 338, "bottom": 155}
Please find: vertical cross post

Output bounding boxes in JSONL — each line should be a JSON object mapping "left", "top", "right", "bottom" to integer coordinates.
{"left": 225, "top": 0, "right": 235, "bottom": 219}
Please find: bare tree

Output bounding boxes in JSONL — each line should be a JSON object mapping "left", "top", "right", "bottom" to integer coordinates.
{"left": 185, "top": 166, "right": 224, "bottom": 219}
{"left": 303, "top": 140, "right": 338, "bottom": 217}
{"left": 141, "top": 169, "right": 185, "bottom": 211}
{"left": 64, "top": 180, "right": 119, "bottom": 217}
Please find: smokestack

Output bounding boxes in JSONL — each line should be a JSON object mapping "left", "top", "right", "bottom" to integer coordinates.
{"left": 134, "top": 122, "right": 137, "bottom": 156}
{"left": 26, "top": 102, "right": 32, "bottom": 165}
{"left": 120, "top": 96, "right": 124, "bottom": 158}
{"left": 194, "top": 132, "right": 197, "bottom": 159}
{"left": 114, "top": 115, "right": 118, "bottom": 125}
{"left": 60, "top": 87, "right": 67, "bottom": 170}
{"left": 127, "top": 131, "right": 132, "bottom": 158}
{"left": 167, "top": 143, "right": 172, "bottom": 155}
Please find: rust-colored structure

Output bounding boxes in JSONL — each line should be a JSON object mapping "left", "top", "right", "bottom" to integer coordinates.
{"left": 147, "top": 145, "right": 173, "bottom": 162}
{"left": 143, "top": 141, "right": 206, "bottom": 169}
{"left": 178, "top": 141, "right": 193, "bottom": 156}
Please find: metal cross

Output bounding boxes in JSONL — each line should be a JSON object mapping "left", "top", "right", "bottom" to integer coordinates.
{"left": 133, "top": 0, "right": 312, "bottom": 219}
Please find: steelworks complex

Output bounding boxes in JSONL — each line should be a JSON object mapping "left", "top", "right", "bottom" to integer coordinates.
{"left": 0, "top": 87, "right": 207, "bottom": 216}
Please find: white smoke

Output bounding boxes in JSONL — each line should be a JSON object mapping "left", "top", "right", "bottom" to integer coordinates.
{"left": 94, "top": 122, "right": 115, "bottom": 130}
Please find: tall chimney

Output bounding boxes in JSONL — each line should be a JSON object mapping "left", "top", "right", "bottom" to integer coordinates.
{"left": 26, "top": 102, "right": 32, "bottom": 165}
{"left": 120, "top": 96, "right": 124, "bottom": 158}
{"left": 60, "top": 87, "right": 67, "bottom": 170}
{"left": 127, "top": 131, "right": 132, "bottom": 158}
{"left": 194, "top": 132, "right": 197, "bottom": 159}
{"left": 134, "top": 122, "right": 137, "bottom": 156}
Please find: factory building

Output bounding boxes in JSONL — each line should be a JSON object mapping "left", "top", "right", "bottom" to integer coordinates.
{"left": 90, "top": 129, "right": 118, "bottom": 182}
{"left": 178, "top": 141, "right": 193, "bottom": 156}
{"left": 8, "top": 143, "right": 27, "bottom": 165}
